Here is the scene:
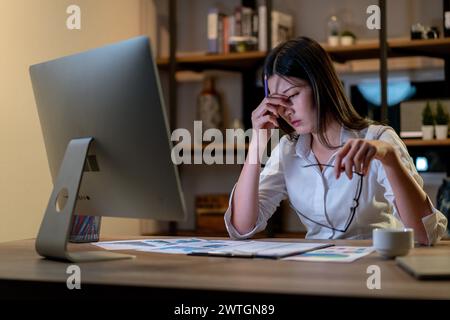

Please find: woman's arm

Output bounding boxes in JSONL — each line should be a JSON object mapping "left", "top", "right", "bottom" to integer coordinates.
{"left": 334, "top": 138, "right": 434, "bottom": 245}
{"left": 379, "top": 150, "right": 431, "bottom": 244}
{"left": 231, "top": 138, "right": 265, "bottom": 235}
{"left": 230, "top": 96, "right": 290, "bottom": 235}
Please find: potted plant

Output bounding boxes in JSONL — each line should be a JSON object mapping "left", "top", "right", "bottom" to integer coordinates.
{"left": 421, "top": 101, "right": 434, "bottom": 140}
{"left": 435, "top": 101, "right": 449, "bottom": 140}
{"left": 340, "top": 30, "right": 356, "bottom": 46}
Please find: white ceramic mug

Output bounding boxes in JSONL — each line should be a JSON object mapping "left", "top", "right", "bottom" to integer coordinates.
{"left": 373, "top": 228, "right": 414, "bottom": 258}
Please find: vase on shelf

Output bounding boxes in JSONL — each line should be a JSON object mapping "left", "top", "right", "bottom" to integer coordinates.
{"left": 435, "top": 125, "right": 448, "bottom": 140}
{"left": 196, "top": 76, "right": 223, "bottom": 133}
{"left": 421, "top": 102, "right": 435, "bottom": 140}
{"left": 328, "top": 35, "right": 339, "bottom": 46}
{"left": 434, "top": 101, "right": 449, "bottom": 140}
{"left": 421, "top": 125, "right": 434, "bottom": 140}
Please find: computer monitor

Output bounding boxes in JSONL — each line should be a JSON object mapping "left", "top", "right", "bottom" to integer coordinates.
{"left": 29, "top": 36, "right": 187, "bottom": 262}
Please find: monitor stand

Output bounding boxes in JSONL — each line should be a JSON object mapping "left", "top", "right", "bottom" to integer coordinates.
{"left": 35, "top": 137, "right": 135, "bottom": 262}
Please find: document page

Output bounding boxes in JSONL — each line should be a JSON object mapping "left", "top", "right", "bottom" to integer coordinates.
{"left": 283, "top": 246, "right": 374, "bottom": 263}
{"left": 198, "top": 241, "right": 333, "bottom": 258}
{"left": 94, "top": 238, "right": 333, "bottom": 258}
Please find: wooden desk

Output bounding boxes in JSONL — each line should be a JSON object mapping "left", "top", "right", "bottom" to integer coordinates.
{"left": 0, "top": 237, "right": 449, "bottom": 304}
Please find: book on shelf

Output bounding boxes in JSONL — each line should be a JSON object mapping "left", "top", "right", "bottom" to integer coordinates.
{"left": 234, "top": 6, "right": 242, "bottom": 37}
{"left": 207, "top": 7, "right": 219, "bottom": 53}
{"left": 207, "top": 6, "right": 260, "bottom": 55}
{"left": 271, "top": 9, "right": 294, "bottom": 48}
{"left": 207, "top": 5, "right": 293, "bottom": 55}
{"left": 241, "top": 6, "right": 253, "bottom": 37}
{"left": 217, "top": 12, "right": 226, "bottom": 54}
{"left": 222, "top": 15, "right": 230, "bottom": 54}
{"left": 258, "top": 5, "right": 294, "bottom": 51}
{"left": 258, "top": 5, "right": 267, "bottom": 51}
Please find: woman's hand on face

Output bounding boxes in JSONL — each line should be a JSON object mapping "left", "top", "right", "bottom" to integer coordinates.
{"left": 251, "top": 96, "right": 290, "bottom": 143}
{"left": 334, "top": 139, "right": 396, "bottom": 179}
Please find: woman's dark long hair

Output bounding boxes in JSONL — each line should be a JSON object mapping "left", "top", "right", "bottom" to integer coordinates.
{"left": 264, "top": 36, "right": 372, "bottom": 148}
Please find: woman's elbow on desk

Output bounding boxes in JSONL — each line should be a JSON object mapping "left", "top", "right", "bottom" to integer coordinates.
{"left": 230, "top": 211, "right": 257, "bottom": 237}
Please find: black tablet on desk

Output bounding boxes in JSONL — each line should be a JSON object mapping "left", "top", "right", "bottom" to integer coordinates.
{"left": 396, "top": 256, "right": 450, "bottom": 280}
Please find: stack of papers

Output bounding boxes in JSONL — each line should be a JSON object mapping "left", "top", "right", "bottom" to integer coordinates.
{"left": 189, "top": 241, "right": 333, "bottom": 259}
{"left": 93, "top": 238, "right": 332, "bottom": 259}
{"left": 93, "top": 238, "right": 374, "bottom": 262}
{"left": 283, "top": 246, "right": 375, "bottom": 263}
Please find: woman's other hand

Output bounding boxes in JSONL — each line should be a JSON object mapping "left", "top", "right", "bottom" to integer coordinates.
{"left": 334, "top": 139, "right": 396, "bottom": 179}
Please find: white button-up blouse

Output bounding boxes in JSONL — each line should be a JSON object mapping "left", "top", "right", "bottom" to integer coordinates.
{"left": 224, "top": 125, "right": 448, "bottom": 244}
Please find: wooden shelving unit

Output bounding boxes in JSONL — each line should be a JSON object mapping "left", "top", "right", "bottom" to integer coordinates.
{"left": 157, "top": 0, "right": 450, "bottom": 235}
{"left": 160, "top": 0, "right": 273, "bottom": 235}
{"left": 160, "top": 0, "right": 450, "bottom": 129}
{"left": 162, "top": 0, "right": 272, "bottom": 130}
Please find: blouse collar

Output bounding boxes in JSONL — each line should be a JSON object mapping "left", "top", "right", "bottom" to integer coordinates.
{"left": 294, "top": 126, "right": 362, "bottom": 158}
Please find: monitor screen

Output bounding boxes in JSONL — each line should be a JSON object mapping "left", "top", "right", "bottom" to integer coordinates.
{"left": 30, "top": 36, "right": 186, "bottom": 222}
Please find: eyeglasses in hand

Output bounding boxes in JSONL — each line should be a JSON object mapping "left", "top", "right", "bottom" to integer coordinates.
{"left": 288, "top": 163, "right": 364, "bottom": 233}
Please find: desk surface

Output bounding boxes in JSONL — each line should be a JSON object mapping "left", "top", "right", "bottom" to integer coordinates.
{"left": 0, "top": 237, "right": 449, "bottom": 301}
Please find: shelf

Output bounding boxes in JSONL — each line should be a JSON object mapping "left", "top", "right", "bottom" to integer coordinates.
{"left": 334, "top": 57, "right": 444, "bottom": 74}
{"left": 157, "top": 38, "right": 450, "bottom": 70}
{"left": 157, "top": 51, "right": 266, "bottom": 71}
{"left": 390, "top": 38, "right": 450, "bottom": 59}
{"left": 324, "top": 38, "right": 450, "bottom": 63}
{"left": 323, "top": 42, "right": 381, "bottom": 62}
{"left": 402, "top": 138, "right": 450, "bottom": 147}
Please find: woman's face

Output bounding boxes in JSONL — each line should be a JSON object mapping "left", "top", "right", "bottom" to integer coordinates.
{"left": 267, "top": 74, "right": 316, "bottom": 135}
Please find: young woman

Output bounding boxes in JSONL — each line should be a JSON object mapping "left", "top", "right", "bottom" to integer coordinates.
{"left": 224, "top": 37, "right": 447, "bottom": 245}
